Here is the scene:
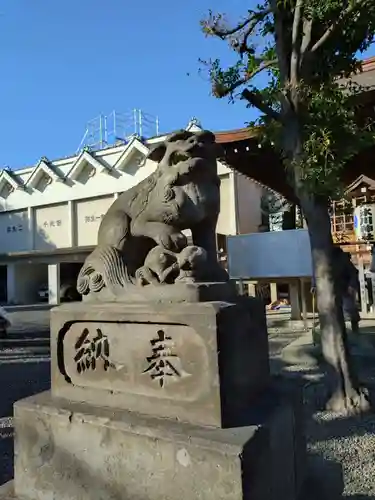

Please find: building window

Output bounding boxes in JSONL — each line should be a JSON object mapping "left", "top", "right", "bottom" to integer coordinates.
{"left": 331, "top": 200, "right": 354, "bottom": 234}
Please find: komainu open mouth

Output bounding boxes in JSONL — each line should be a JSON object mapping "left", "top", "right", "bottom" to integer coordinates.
{"left": 170, "top": 152, "right": 191, "bottom": 165}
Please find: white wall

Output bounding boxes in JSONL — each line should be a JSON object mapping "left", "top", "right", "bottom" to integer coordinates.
{"left": 235, "top": 174, "right": 263, "bottom": 234}
{"left": 217, "top": 173, "right": 236, "bottom": 235}
{"left": 76, "top": 195, "right": 114, "bottom": 246}
{"left": 0, "top": 131, "right": 262, "bottom": 254}
{"left": 34, "top": 203, "right": 70, "bottom": 250}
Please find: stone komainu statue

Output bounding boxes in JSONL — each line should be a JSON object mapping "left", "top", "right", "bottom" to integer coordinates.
{"left": 77, "top": 129, "right": 228, "bottom": 299}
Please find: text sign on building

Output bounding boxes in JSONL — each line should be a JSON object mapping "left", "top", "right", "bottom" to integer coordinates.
{"left": 35, "top": 204, "right": 70, "bottom": 250}
{"left": 76, "top": 196, "right": 114, "bottom": 246}
{"left": 0, "top": 210, "right": 29, "bottom": 253}
{"left": 354, "top": 205, "right": 375, "bottom": 241}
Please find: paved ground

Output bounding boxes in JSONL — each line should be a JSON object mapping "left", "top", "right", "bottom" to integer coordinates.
{"left": 0, "top": 361, "right": 50, "bottom": 483}
{"left": 0, "top": 308, "right": 51, "bottom": 484}
{"left": 5, "top": 307, "right": 51, "bottom": 336}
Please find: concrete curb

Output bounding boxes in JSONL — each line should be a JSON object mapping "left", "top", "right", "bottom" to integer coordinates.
{"left": 280, "top": 331, "right": 375, "bottom": 368}
{"left": 281, "top": 333, "right": 321, "bottom": 367}
{"left": 3, "top": 305, "right": 52, "bottom": 312}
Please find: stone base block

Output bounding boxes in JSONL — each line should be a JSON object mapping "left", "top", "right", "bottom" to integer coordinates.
{"left": 83, "top": 281, "right": 238, "bottom": 304}
{"left": 5, "top": 385, "right": 304, "bottom": 500}
{"left": 0, "top": 482, "right": 14, "bottom": 499}
{"left": 51, "top": 299, "right": 269, "bottom": 428}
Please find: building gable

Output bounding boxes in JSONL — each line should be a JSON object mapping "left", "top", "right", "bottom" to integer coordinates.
{"left": 0, "top": 170, "right": 24, "bottom": 199}
{"left": 345, "top": 174, "right": 375, "bottom": 196}
{"left": 67, "top": 150, "right": 112, "bottom": 183}
{"left": 26, "top": 159, "right": 64, "bottom": 192}
{"left": 114, "top": 137, "right": 149, "bottom": 172}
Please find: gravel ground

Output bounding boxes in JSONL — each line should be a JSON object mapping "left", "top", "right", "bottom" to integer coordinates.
{"left": 0, "top": 356, "right": 50, "bottom": 485}
{"left": 0, "top": 308, "right": 51, "bottom": 485}
{"left": 285, "top": 348, "right": 375, "bottom": 500}
{"left": 308, "top": 408, "right": 375, "bottom": 498}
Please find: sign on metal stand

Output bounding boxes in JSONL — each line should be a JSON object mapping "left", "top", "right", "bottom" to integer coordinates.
{"left": 371, "top": 273, "right": 375, "bottom": 314}
{"left": 358, "top": 256, "right": 368, "bottom": 316}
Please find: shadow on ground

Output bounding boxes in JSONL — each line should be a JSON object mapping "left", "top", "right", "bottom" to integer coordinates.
{"left": 344, "top": 497, "right": 375, "bottom": 499}
{"left": 0, "top": 361, "right": 50, "bottom": 485}
{"left": 267, "top": 325, "right": 375, "bottom": 499}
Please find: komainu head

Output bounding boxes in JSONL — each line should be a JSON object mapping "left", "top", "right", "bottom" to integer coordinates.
{"left": 147, "top": 129, "right": 223, "bottom": 182}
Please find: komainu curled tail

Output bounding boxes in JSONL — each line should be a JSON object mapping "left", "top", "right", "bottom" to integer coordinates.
{"left": 77, "top": 245, "right": 132, "bottom": 296}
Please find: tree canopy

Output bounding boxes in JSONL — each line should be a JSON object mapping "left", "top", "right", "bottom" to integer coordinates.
{"left": 201, "top": 0, "right": 375, "bottom": 200}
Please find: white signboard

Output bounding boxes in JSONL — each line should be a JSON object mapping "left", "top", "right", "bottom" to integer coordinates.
{"left": 354, "top": 204, "right": 375, "bottom": 241}
{"left": 227, "top": 229, "right": 313, "bottom": 279}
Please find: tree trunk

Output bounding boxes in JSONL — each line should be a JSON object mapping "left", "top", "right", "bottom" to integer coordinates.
{"left": 302, "top": 196, "right": 370, "bottom": 413}
{"left": 281, "top": 111, "right": 370, "bottom": 413}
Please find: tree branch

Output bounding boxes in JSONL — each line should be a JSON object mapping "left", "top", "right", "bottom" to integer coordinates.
{"left": 247, "top": 58, "right": 278, "bottom": 79}
{"left": 241, "top": 88, "right": 282, "bottom": 122}
{"left": 238, "top": 23, "right": 259, "bottom": 57}
{"left": 209, "top": 16, "right": 253, "bottom": 38}
{"left": 269, "top": 0, "right": 289, "bottom": 85}
{"left": 214, "top": 59, "right": 278, "bottom": 97}
{"left": 291, "top": 0, "right": 304, "bottom": 86}
{"left": 300, "top": 17, "right": 313, "bottom": 59}
{"left": 206, "top": 8, "right": 271, "bottom": 39}
{"left": 310, "top": 0, "right": 369, "bottom": 53}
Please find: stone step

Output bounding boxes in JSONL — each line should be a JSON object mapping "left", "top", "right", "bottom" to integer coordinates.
{"left": 0, "top": 351, "right": 49, "bottom": 359}
{"left": 0, "top": 356, "right": 50, "bottom": 364}
{"left": 0, "top": 337, "right": 49, "bottom": 349}
{"left": 6, "top": 386, "right": 304, "bottom": 500}
{"left": 0, "top": 344, "right": 50, "bottom": 362}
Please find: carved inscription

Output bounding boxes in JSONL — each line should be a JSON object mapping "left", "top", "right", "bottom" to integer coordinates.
{"left": 60, "top": 322, "right": 206, "bottom": 401}
{"left": 143, "top": 329, "right": 190, "bottom": 387}
{"left": 74, "top": 328, "right": 115, "bottom": 373}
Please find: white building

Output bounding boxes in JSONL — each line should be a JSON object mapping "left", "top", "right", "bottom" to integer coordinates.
{"left": 0, "top": 121, "right": 264, "bottom": 305}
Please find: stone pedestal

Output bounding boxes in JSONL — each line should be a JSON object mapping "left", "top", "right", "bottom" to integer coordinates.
{"left": 2, "top": 384, "right": 304, "bottom": 500}
{"left": 0, "top": 297, "right": 306, "bottom": 500}
{"left": 50, "top": 300, "right": 270, "bottom": 428}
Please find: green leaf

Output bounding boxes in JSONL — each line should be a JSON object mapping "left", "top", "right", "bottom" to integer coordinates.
{"left": 200, "top": 0, "right": 375, "bottom": 198}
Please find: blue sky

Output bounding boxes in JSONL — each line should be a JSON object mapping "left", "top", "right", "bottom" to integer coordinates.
{"left": 1, "top": 0, "right": 375, "bottom": 168}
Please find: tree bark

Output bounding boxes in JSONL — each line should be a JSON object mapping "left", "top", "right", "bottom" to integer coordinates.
{"left": 302, "top": 196, "right": 370, "bottom": 413}
{"left": 282, "top": 113, "right": 370, "bottom": 413}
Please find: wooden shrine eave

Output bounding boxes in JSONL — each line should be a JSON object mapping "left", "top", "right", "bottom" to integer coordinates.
{"left": 345, "top": 174, "right": 375, "bottom": 194}
{"left": 215, "top": 132, "right": 298, "bottom": 203}
{"left": 349, "top": 56, "right": 375, "bottom": 91}
{"left": 362, "top": 56, "right": 375, "bottom": 72}
{"left": 215, "top": 127, "right": 261, "bottom": 144}
{"left": 215, "top": 130, "right": 375, "bottom": 204}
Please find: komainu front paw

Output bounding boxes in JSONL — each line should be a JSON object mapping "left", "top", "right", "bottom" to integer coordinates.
{"left": 164, "top": 187, "right": 175, "bottom": 202}
{"left": 158, "top": 231, "right": 187, "bottom": 252}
